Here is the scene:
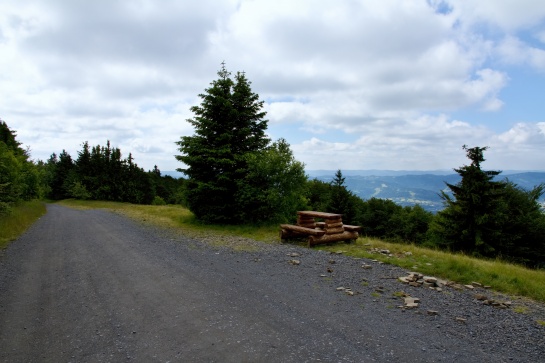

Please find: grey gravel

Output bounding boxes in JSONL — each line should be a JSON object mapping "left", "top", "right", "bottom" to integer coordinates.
{"left": 1, "top": 204, "right": 544, "bottom": 362}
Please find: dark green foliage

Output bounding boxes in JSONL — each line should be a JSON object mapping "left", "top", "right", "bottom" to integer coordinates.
{"left": 47, "top": 141, "right": 155, "bottom": 204}
{"left": 357, "top": 198, "right": 432, "bottom": 243}
{"left": 493, "top": 182, "right": 545, "bottom": 266}
{"left": 47, "top": 151, "right": 75, "bottom": 200}
{"left": 304, "top": 171, "right": 432, "bottom": 242}
{"left": 0, "top": 120, "right": 24, "bottom": 156}
{"left": 235, "top": 139, "right": 307, "bottom": 223}
{"left": 359, "top": 198, "right": 402, "bottom": 238}
{"left": 305, "top": 171, "right": 363, "bottom": 225}
{"left": 306, "top": 179, "right": 332, "bottom": 213}
{"left": 148, "top": 166, "right": 186, "bottom": 205}
{"left": 175, "top": 64, "right": 272, "bottom": 223}
{"left": 428, "top": 146, "right": 545, "bottom": 267}
{"left": 388, "top": 204, "right": 433, "bottom": 243}
{"left": 430, "top": 146, "right": 505, "bottom": 255}
{"left": 0, "top": 120, "right": 42, "bottom": 214}
{"left": 327, "top": 170, "right": 360, "bottom": 224}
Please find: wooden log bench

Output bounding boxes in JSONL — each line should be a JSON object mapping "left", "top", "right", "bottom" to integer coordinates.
{"left": 280, "top": 211, "right": 361, "bottom": 247}
{"left": 279, "top": 224, "right": 326, "bottom": 240}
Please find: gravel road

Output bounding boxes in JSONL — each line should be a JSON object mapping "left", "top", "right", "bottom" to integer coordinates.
{"left": 1, "top": 204, "right": 544, "bottom": 362}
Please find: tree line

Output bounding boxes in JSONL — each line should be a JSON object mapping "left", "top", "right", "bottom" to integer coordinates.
{"left": 172, "top": 64, "right": 545, "bottom": 267}
{"left": 0, "top": 120, "right": 43, "bottom": 214}
{"left": 44, "top": 141, "right": 184, "bottom": 205}
{"left": 1, "top": 120, "right": 183, "bottom": 209}
{"left": 2, "top": 64, "right": 544, "bottom": 267}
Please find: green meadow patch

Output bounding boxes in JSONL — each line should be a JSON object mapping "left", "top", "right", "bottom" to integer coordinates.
{"left": 0, "top": 200, "right": 47, "bottom": 249}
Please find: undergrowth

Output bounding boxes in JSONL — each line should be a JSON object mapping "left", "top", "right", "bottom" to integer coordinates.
{"left": 0, "top": 200, "right": 47, "bottom": 249}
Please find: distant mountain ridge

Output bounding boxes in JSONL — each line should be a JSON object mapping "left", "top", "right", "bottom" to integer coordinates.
{"left": 308, "top": 171, "right": 545, "bottom": 212}
{"left": 162, "top": 169, "right": 545, "bottom": 212}
{"left": 306, "top": 169, "right": 545, "bottom": 177}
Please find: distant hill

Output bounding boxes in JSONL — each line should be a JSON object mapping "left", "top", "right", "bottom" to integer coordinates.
{"left": 164, "top": 169, "right": 545, "bottom": 212}
{"left": 309, "top": 171, "right": 545, "bottom": 212}
{"left": 162, "top": 170, "right": 185, "bottom": 178}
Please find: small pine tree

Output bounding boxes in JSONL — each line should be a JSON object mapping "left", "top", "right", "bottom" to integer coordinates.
{"left": 327, "top": 170, "right": 358, "bottom": 224}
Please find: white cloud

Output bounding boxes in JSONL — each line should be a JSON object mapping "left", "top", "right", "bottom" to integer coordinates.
{"left": 1, "top": 0, "right": 544, "bottom": 172}
{"left": 497, "top": 122, "right": 545, "bottom": 144}
{"left": 497, "top": 36, "right": 545, "bottom": 72}
{"left": 449, "top": 0, "right": 545, "bottom": 31}
{"left": 292, "top": 115, "right": 545, "bottom": 171}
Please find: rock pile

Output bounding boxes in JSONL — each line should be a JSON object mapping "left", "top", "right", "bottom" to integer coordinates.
{"left": 368, "top": 248, "right": 393, "bottom": 257}
{"left": 398, "top": 272, "right": 445, "bottom": 291}
{"left": 398, "top": 273, "right": 513, "bottom": 310}
{"left": 474, "top": 293, "right": 512, "bottom": 309}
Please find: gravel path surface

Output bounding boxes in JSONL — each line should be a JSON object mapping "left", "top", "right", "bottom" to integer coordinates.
{"left": 0, "top": 204, "right": 544, "bottom": 362}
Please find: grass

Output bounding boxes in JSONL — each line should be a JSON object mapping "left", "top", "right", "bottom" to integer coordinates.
{"left": 514, "top": 306, "right": 530, "bottom": 314}
{"left": 315, "top": 238, "right": 545, "bottom": 304}
{"left": 0, "top": 200, "right": 47, "bottom": 249}
{"left": 56, "top": 199, "right": 545, "bottom": 304}
{"left": 57, "top": 199, "right": 281, "bottom": 250}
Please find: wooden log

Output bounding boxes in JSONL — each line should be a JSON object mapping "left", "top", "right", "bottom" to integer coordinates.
{"left": 297, "top": 216, "right": 316, "bottom": 228}
{"left": 343, "top": 225, "right": 362, "bottom": 232}
{"left": 280, "top": 228, "right": 302, "bottom": 240}
{"left": 308, "top": 231, "right": 359, "bottom": 247}
{"left": 297, "top": 211, "right": 342, "bottom": 219}
{"left": 325, "top": 227, "right": 345, "bottom": 235}
{"left": 324, "top": 222, "right": 343, "bottom": 229}
{"left": 280, "top": 224, "right": 326, "bottom": 236}
{"left": 315, "top": 222, "right": 326, "bottom": 229}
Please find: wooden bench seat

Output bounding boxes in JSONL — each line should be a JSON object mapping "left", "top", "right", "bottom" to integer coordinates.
{"left": 279, "top": 224, "right": 326, "bottom": 236}
{"left": 280, "top": 211, "right": 362, "bottom": 247}
{"left": 343, "top": 225, "right": 362, "bottom": 232}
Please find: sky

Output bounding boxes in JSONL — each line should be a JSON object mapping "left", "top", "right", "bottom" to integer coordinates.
{"left": 1, "top": 0, "right": 544, "bottom": 174}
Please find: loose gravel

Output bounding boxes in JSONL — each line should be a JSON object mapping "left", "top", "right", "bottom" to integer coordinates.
{"left": 1, "top": 204, "right": 544, "bottom": 362}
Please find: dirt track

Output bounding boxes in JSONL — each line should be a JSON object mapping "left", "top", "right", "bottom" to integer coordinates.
{"left": 1, "top": 204, "right": 544, "bottom": 362}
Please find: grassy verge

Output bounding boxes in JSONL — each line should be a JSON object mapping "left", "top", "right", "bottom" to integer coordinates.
{"left": 57, "top": 200, "right": 281, "bottom": 248}
{"left": 57, "top": 200, "right": 545, "bottom": 303}
{"left": 316, "top": 238, "right": 545, "bottom": 303}
{"left": 0, "top": 200, "right": 47, "bottom": 249}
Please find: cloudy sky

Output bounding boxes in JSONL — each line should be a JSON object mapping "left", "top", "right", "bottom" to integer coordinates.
{"left": 1, "top": 0, "right": 544, "bottom": 173}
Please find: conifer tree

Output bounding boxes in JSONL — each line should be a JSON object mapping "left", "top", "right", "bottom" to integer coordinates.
{"left": 175, "top": 64, "right": 269, "bottom": 223}
{"left": 327, "top": 170, "right": 358, "bottom": 224}
{"left": 430, "top": 146, "right": 505, "bottom": 255}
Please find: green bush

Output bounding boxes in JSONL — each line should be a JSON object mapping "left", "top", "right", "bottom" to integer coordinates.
{"left": 152, "top": 196, "right": 167, "bottom": 205}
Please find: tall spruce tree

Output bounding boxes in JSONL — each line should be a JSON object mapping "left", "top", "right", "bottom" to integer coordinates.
{"left": 430, "top": 146, "right": 505, "bottom": 255}
{"left": 175, "top": 64, "right": 269, "bottom": 223}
